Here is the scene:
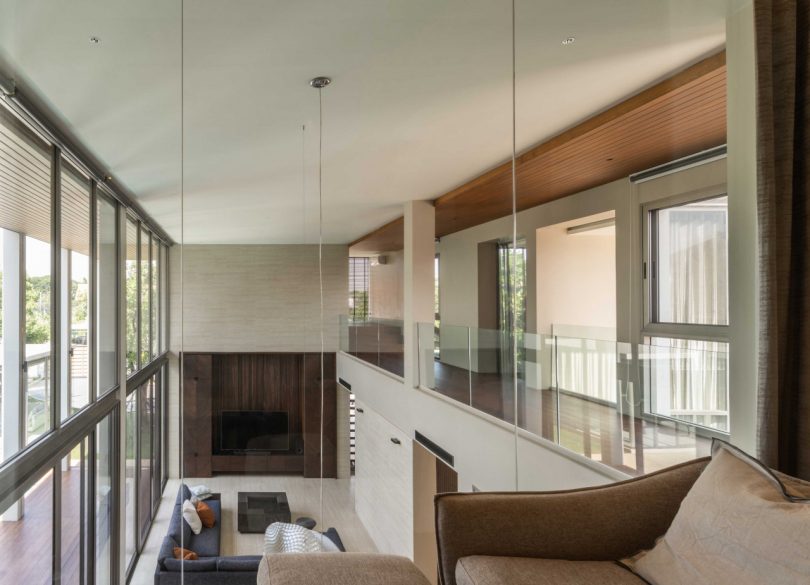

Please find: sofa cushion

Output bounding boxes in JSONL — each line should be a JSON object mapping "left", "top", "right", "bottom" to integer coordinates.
{"left": 191, "top": 525, "right": 220, "bottom": 557}
{"left": 188, "top": 499, "right": 221, "bottom": 556}
{"left": 456, "top": 557, "right": 645, "bottom": 585}
{"left": 163, "top": 558, "right": 218, "bottom": 572}
{"left": 196, "top": 500, "right": 216, "bottom": 528}
{"left": 218, "top": 555, "right": 263, "bottom": 572}
{"left": 183, "top": 499, "right": 203, "bottom": 535}
{"left": 258, "top": 554, "right": 431, "bottom": 585}
{"left": 157, "top": 536, "right": 178, "bottom": 569}
{"left": 625, "top": 440, "right": 810, "bottom": 585}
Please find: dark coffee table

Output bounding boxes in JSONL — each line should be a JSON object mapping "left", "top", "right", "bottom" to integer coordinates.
{"left": 237, "top": 492, "right": 291, "bottom": 533}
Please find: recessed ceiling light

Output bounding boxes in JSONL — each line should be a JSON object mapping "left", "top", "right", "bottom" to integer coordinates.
{"left": 89, "top": 36, "right": 100, "bottom": 44}
{"left": 562, "top": 37, "right": 576, "bottom": 46}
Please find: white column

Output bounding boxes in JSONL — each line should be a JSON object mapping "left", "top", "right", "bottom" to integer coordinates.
{"left": 2, "top": 230, "right": 23, "bottom": 520}
{"left": 726, "top": 0, "right": 758, "bottom": 454}
{"left": 403, "top": 201, "right": 435, "bottom": 389}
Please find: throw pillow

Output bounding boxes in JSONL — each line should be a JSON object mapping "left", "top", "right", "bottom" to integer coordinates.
{"left": 190, "top": 484, "right": 213, "bottom": 500}
{"left": 196, "top": 500, "right": 215, "bottom": 528}
{"left": 173, "top": 546, "right": 198, "bottom": 561}
{"left": 182, "top": 499, "right": 202, "bottom": 535}
{"left": 623, "top": 439, "right": 810, "bottom": 585}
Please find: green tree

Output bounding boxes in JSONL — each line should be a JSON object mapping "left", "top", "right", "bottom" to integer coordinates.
{"left": 71, "top": 278, "right": 89, "bottom": 325}
{"left": 349, "top": 290, "right": 369, "bottom": 321}
{"left": 25, "top": 275, "right": 51, "bottom": 344}
{"left": 125, "top": 262, "right": 139, "bottom": 372}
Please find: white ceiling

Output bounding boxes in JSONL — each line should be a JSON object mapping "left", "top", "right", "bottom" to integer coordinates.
{"left": 0, "top": 0, "right": 726, "bottom": 244}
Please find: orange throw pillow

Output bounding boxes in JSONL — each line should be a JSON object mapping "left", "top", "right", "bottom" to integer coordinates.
{"left": 173, "top": 547, "right": 198, "bottom": 561}
{"left": 195, "top": 500, "right": 215, "bottom": 528}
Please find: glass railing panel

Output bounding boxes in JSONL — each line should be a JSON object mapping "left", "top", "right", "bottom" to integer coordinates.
{"left": 377, "top": 318, "right": 404, "bottom": 377}
{"left": 340, "top": 316, "right": 405, "bottom": 378}
{"left": 426, "top": 323, "right": 472, "bottom": 407}
{"left": 521, "top": 333, "right": 556, "bottom": 440}
{"left": 420, "top": 322, "right": 724, "bottom": 477}
{"left": 552, "top": 335, "right": 619, "bottom": 464}
{"left": 469, "top": 326, "right": 514, "bottom": 423}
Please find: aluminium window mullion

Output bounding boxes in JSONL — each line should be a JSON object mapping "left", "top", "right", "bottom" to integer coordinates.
{"left": 52, "top": 462, "right": 61, "bottom": 585}
{"left": 135, "top": 223, "right": 142, "bottom": 372}
{"left": 51, "top": 146, "right": 62, "bottom": 433}
{"left": 90, "top": 181, "right": 98, "bottom": 403}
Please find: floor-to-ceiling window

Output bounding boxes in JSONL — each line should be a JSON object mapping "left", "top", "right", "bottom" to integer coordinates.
{"left": 0, "top": 88, "right": 169, "bottom": 585}
{"left": 61, "top": 158, "right": 91, "bottom": 419}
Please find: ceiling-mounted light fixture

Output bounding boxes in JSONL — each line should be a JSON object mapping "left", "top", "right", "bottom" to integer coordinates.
{"left": 562, "top": 36, "right": 576, "bottom": 45}
{"left": 89, "top": 36, "right": 100, "bottom": 44}
{"left": 310, "top": 76, "right": 331, "bottom": 89}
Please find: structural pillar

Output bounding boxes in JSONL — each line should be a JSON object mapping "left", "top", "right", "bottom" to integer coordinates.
{"left": 403, "top": 201, "right": 435, "bottom": 389}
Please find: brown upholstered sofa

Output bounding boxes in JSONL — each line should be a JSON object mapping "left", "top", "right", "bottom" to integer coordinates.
{"left": 435, "top": 457, "right": 711, "bottom": 585}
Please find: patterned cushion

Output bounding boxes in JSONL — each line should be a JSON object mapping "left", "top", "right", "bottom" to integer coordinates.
{"left": 264, "top": 523, "right": 340, "bottom": 554}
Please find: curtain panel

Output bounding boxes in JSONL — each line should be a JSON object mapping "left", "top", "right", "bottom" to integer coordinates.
{"left": 755, "top": 0, "right": 810, "bottom": 479}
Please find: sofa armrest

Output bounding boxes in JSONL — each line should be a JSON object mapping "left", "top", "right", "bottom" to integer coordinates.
{"left": 435, "top": 457, "right": 709, "bottom": 585}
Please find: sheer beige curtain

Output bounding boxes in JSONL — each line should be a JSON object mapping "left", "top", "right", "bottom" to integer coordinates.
{"left": 756, "top": 0, "right": 810, "bottom": 479}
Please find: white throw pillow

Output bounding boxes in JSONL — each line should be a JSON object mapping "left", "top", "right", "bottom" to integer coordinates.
{"left": 182, "top": 499, "right": 202, "bottom": 535}
{"left": 624, "top": 440, "right": 810, "bottom": 585}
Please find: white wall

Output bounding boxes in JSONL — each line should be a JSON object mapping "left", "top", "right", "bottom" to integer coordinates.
{"left": 170, "top": 244, "right": 348, "bottom": 353}
{"left": 370, "top": 250, "right": 404, "bottom": 320}
{"left": 536, "top": 211, "right": 616, "bottom": 337}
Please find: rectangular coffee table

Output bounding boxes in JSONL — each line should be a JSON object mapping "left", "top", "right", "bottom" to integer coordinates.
{"left": 237, "top": 492, "right": 291, "bottom": 533}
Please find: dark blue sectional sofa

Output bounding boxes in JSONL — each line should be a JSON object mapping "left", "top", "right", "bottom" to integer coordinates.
{"left": 154, "top": 484, "right": 347, "bottom": 585}
{"left": 154, "top": 484, "right": 262, "bottom": 585}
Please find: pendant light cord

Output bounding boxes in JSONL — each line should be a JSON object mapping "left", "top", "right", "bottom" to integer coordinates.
{"left": 511, "top": 0, "right": 519, "bottom": 492}
{"left": 317, "top": 86, "right": 325, "bottom": 535}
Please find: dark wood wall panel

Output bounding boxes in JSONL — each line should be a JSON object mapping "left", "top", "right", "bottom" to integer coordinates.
{"left": 182, "top": 352, "right": 337, "bottom": 478}
{"left": 183, "top": 354, "right": 213, "bottom": 477}
{"left": 211, "top": 353, "right": 305, "bottom": 457}
{"left": 303, "top": 353, "right": 337, "bottom": 478}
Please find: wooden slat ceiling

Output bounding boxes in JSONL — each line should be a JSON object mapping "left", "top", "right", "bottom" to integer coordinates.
{"left": 350, "top": 50, "right": 727, "bottom": 253}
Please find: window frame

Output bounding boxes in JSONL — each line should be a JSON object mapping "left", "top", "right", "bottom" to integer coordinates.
{"left": 639, "top": 185, "right": 730, "bottom": 436}
{"left": 641, "top": 187, "right": 730, "bottom": 343}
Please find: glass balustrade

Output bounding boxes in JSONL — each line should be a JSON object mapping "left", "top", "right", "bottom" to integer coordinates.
{"left": 340, "top": 315, "right": 405, "bottom": 377}
{"left": 414, "top": 322, "right": 726, "bottom": 476}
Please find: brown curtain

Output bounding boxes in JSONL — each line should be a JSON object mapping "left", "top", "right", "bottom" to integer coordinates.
{"left": 756, "top": 0, "right": 810, "bottom": 479}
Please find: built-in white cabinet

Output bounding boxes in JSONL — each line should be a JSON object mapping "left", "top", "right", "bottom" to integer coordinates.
{"left": 354, "top": 399, "right": 414, "bottom": 558}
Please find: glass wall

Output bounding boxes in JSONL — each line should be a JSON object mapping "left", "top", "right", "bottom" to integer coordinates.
{"left": 96, "top": 413, "right": 114, "bottom": 584}
{"left": 0, "top": 64, "right": 171, "bottom": 583}
{"left": 96, "top": 194, "right": 118, "bottom": 395}
{"left": 25, "top": 235, "right": 52, "bottom": 445}
{"left": 60, "top": 442, "right": 85, "bottom": 585}
{"left": 125, "top": 219, "right": 138, "bottom": 375}
{"left": 61, "top": 159, "right": 91, "bottom": 419}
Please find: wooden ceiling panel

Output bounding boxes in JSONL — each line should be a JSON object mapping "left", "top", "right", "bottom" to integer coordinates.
{"left": 348, "top": 216, "right": 404, "bottom": 254}
{"left": 350, "top": 50, "right": 727, "bottom": 246}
